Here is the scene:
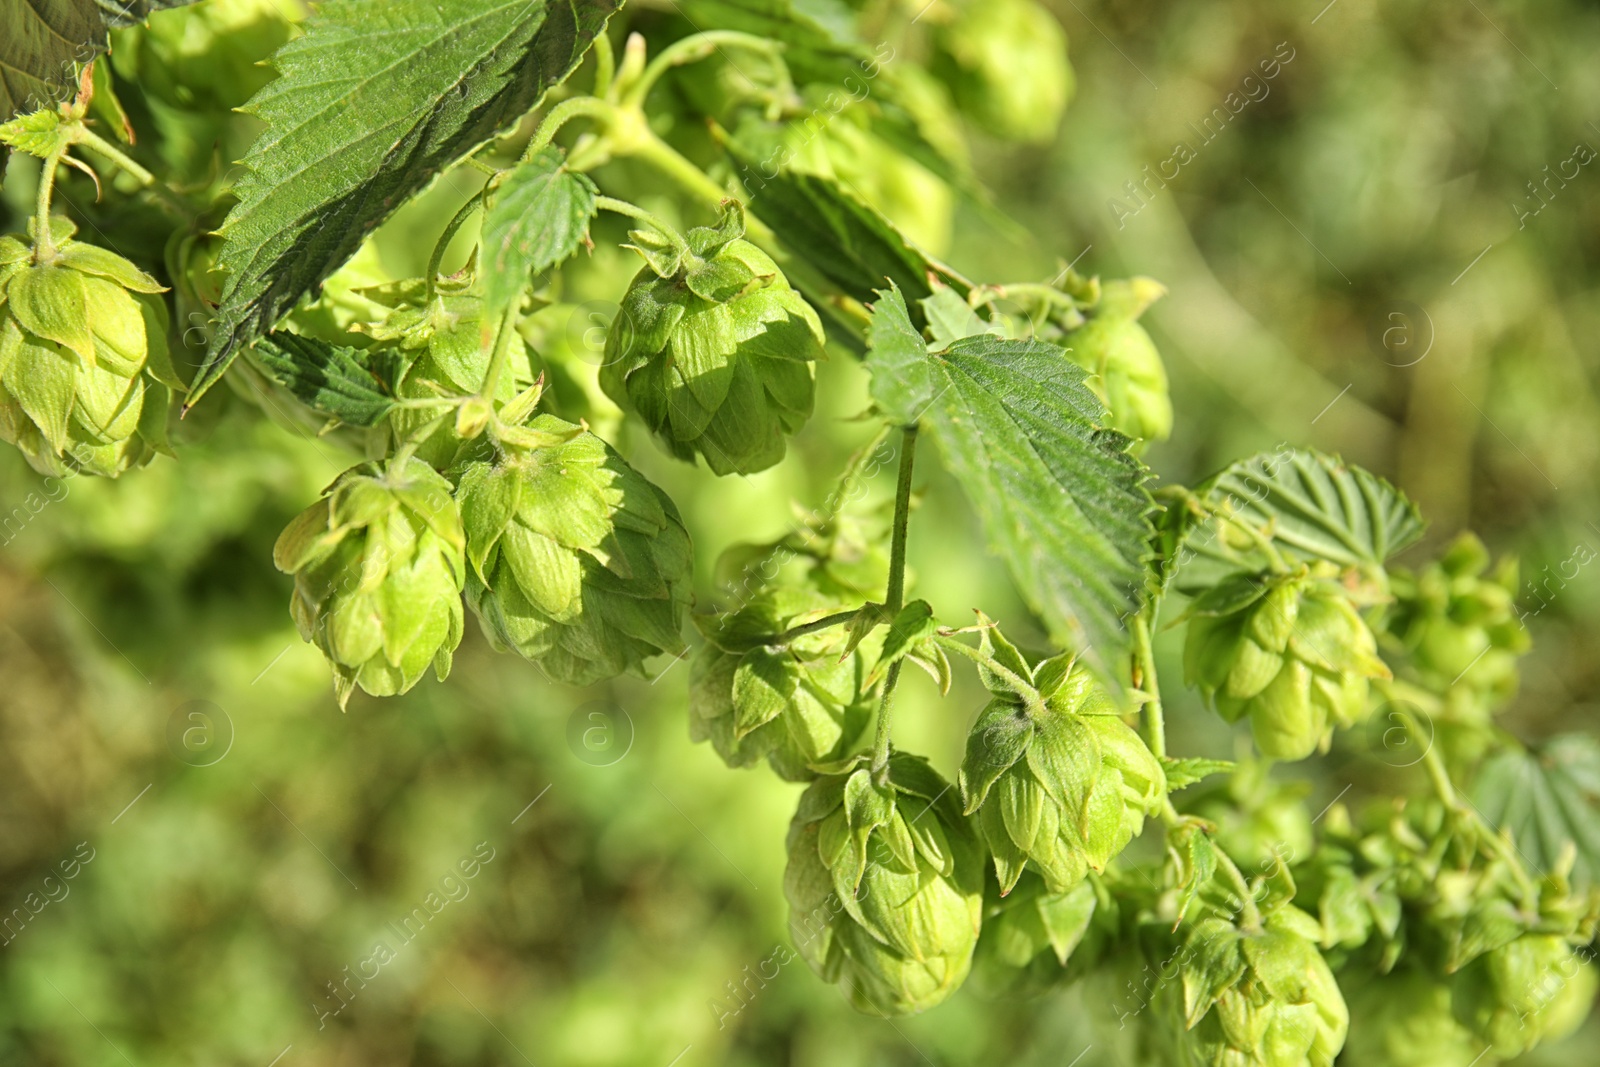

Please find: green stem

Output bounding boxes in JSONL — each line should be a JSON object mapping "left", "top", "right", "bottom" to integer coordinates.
{"left": 871, "top": 426, "right": 919, "bottom": 780}
{"left": 1132, "top": 613, "right": 1166, "bottom": 760}
{"left": 931, "top": 633, "right": 1040, "bottom": 711}
{"left": 592, "top": 33, "right": 617, "bottom": 99}
{"left": 825, "top": 423, "right": 893, "bottom": 520}
{"left": 521, "top": 96, "right": 616, "bottom": 163}
{"left": 1215, "top": 845, "right": 1262, "bottom": 929}
{"left": 773, "top": 608, "right": 868, "bottom": 645}
{"left": 425, "top": 193, "right": 485, "bottom": 305}
{"left": 594, "top": 195, "right": 691, "bottom": 257}
{"left": 73, "top": 126, "right": 158, "bottom": 187}
{"left": 32, "top": 143, "right": 68, "bottom": 261}
{"left": 622, "top": 30, "right": 787, "bottom": 110}
{"left": 479, "top": 304, "right": 521, "bottom": 403}
{"left": 627, "top": 126, "right": 776, "bottom": 241}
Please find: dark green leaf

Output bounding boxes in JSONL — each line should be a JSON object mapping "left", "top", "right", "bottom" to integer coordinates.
{"left": 192, "top": 0, "right": 618, "bottom": 407}
{"left": 1473, "top": 734, "right": 1600, "bottom": 888}
{"left": 482, "top": 146, "right": 597, "bottom": 320}
{"left": 867, "top": 285, "right": 1156, "bottom": 681}
{"left": 249, "top": 332, "right": 395, "bottom": 428}
{"left": 1175, "top": 448, "right": 1425, "bottom": 593}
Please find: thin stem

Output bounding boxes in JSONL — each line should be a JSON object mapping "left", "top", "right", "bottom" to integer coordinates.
{"left": 595, "top": 195, "right": 691, "bottom": 257}
{"left": 1215, "top": 845, "right": 1263, "bottom": 929}
{"left": 884, "top": 427, "right": 918, "bottom": 614}
{"left": 479, "top": 304, "right": 521, "bottom": 403}
{"left": 871, "top": 425, "right": 919, "bottom": 780}
{"left": 773, "top": 608, "right": 867, "bottom": 645}
{"left": 73, "top": 126, "right": 158, "bottom": 186}
{"left": 1132, "top": 613, "right": 1166, "bottom": 760}
{"left": 623, "top": 30, "right": 786, "bottom": 110}
{"left": 592, "top": 33, "right": 617, "bottom": 99}
{"left": 520, "top": 96, "right": 615, "bottom": 163}
{"left": 426, "top": 193, "right": 484, "bottom": 305}
{"left": 626, "top": 127, "right": 776, "bottom": 241}
{"left": 33, "top": 144, "right": 68, "bottom": 261}
{"left": 932, "top": 633, "right": 1040, "bottom": 710}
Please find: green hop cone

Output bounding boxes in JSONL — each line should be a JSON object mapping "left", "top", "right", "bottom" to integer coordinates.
{"left": 273, "top": 457, "right": 466, "bottom": 708}
{"left": 958, "top": 659, "right": 1165, "bottom": 895}
{"left": 354, "top": 278, "right": 531, "bottom": 469}
{"left": 690, "top": 588, "right": 877, "bottom": 782}
{"left": 0, "top": 219, "right": 180, "bottom": 478}
{"left": 1184, "top": 567, "right": 1390, "bottom": 761}
{"left": 1341, "top": 966, "right": 1485, "bottom": 1067}
{"left": 970, "top": 871, "right": 1110, "bottom": 998}
{"left": 600, "top": 202, "right": 823, "bottom": 476}
{"left": 784, "top": 754, "right": 984, "bottom": 1015}
{"left": 1059, "top": 276, "right": 1172, "bottom": 442}
{"left": 1152, "top": 910, "right": 1349, "bottom": 1067}
{"left": 1450, "top": 933, "right": 1598, "bottom": 1058}
{"left": 931, "top": 0, "right": 1074, "bottom": 144}
{"left": 1385, "top": 532, "right": 1530, "bottom": 711}
{"left": 459, "top": 413, "right": 692, "bottom": 687}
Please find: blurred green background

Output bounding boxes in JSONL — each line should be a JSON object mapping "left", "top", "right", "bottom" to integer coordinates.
{"left": 1, "top": 0, "right": 1598, "bottom": 1063}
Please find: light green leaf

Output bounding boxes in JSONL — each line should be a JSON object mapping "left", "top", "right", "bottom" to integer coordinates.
{"left": 1473, "top": 734, "right": 1600, "bottom": 888}
{"left": 482, "top": 146, "right": 597, "bottom": 320}
{"left": 249, "top": 333, "right": 396, "bottom": 428}
{"left": 193, "top": 0, "right": 618, "bottom": 406}
{"left": 1162, "top": 756, "right": 1236, "bottom": 792}
{"left": 867, "top": 284, "right": 1156, "bottom": 680}
{"left": 1174, "top": 448, "right": 1425, "bottom": 593}
{"left": 865, "top": 599, "right": 938, "bottom": 687}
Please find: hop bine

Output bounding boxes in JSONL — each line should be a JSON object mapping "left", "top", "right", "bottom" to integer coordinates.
{"left": 274, "top": 457, "right": 466, "bottom": 708}
{"left": 784, "top": 754, "right": 984, "bottom": 1016}
{"left": 0, "top": 219, "right": 180, "bottom": 477}
{"left": 458, "top": 412, "right": 692, "bottom": 687}
{"left": 1184, "top": 565, "right": 1389, "bottom": 760}
{"left": 601, "top": 202, "right": 824, "bottom": 476}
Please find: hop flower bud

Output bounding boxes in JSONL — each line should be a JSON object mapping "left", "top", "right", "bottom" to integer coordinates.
{"left": 0, "top": 221, "right": 179, "bottom": 478}
{"left": 273, "top": 458, "right": 466, "bottom": 707}
{"left": 354, "top": 280, "right": 531, "bottom": 469}
{"left": 1150, "top": 912, "right": 1348, "bottom": 1067}
{"left": 958, "top": 660, "right": 1165, "bottom": 895}
{"left": 1385, "top": 533, "right": 1530, "bottom": 712}
{"left": 1450, "top": 934, "right": 1598, "bottom": 1058}
{"left": 601, "top": 203, "right": 823, "bottom": 476}
{"left": 1184, "top": 568, "right": 1389, "bottom": 761}
{"left": 1059, "top": 277, "right": 1171, "bottom": 442}
{"left": 931, "top": 0, "right": 1074, "bottom": 144}
{"left": 1341, "top": 967, "right": 1484, "bottom": 1067}
{"left": 784, "top": 754, "right": 984, "bottom": 1015}
{"left": 690, "top": 587, "right": 876, "bottom": 782}
{"left": 459, "top": 414, "right": 692, "bottom": 686}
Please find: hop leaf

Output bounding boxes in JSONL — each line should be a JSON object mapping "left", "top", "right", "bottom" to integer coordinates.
{"left": 274, "top": 457, "right": 467, "bottom": 708}
{"left": 601, "top": 202, "right": 825, "bottom": 476}
{"left": 459, "top": 414, "right": 692, "bottom": 686}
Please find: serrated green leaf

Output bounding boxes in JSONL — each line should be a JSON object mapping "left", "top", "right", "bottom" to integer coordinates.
{"left": 1171, "top": 823, "right": 1219, "bottom": 923}
{"left": 1473, "top": 734, "right": 1600, "bottom": 888}
{"left": 249, "top": 333, "right": 396, "bottom": 428}
{"left": 192, "top": 0, "right": 617, "bottom": 406}
{"left": 867, "top": 285, "right": 1156, "bottom": 681}
{"left": 1175, "top": 448, "right": 1425, "bottom": 593}
{"left": 1161, "top": 757, "right": 1236, "bottom": 792}
{"left": 958, "top": 702, "right": 1033, "bottom": 813}
{"left": 865, "top": 599, "right": 937, "bottom": 687}
{"left": 482, "top": 146, "right": 597, "bottom": 320}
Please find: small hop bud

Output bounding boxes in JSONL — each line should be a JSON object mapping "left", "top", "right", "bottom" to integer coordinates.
{"left": 1149, "top": 911, "right": 1348, "bottom": 1067}
{"left": 690, "top": 587, "right": 877, "bottom": 781}
{"left": 1057, "top": 276, "right": 1171, "bottom": 442}
{"left": 1384, "top": 532, "right": 1530, "bottom": 713}
{"left": 1450, "top": 934, "right": 1598, "bottom": 1058}
{"left": 601, "top": 202, "right": 824, "bottom": 476}
{"left": 274, "top": 458, "right": 467, "bottom": 708}
{"left": 785, "top": 754, "right": 984, "bottom": 1016}
{"left": 0, "top": 220, "right": 179, "bottom": 477}
{"left": 958, "top": 660, "right": 1166, "bottom": 895}
{"left": 1184, "top": 567, "right": 1390, "bottom": 761}
{"left": 930, "top": 0, "right": 1074, "bottom": 145}
{"left": 458, "top": 414, "right": 692, "bottom": 687}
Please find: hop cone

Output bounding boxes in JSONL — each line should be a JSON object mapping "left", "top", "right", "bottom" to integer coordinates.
{"left": 970, "top": 872, "right": 1110, "bottom": 998}
{"left": 459, "top": 414, "right": 692, "bottom": 686}
{"left": 601, "top": 203, "right": 823, "bottom": 475}
{"left": 0, "top": 220, "right": 179, "bottom": 477}
{"left": 931, "top": 0, "right": 1074, "bottom": 144}
{"left": 1185, "top": 568, "right": 1389, "bottom": 760}
{"left": 959, "top": 660, "right": 1166, "bottom": 895}
{"left": 690, "top": 586, "right": 876, "bottom": 782}
{"left": 785, "top": 754, "right": 984, "bottom": 1015}
{"left": 1341, "top": 967, "right": 1484, "bottom": 1067}
{"left": 274, "top": 458, "right": 466, "bottom": 707}
{"left": 1059, "top": 276, "right": 1171, "bottom": 442}
{"left": 1150, "top": 911, "right": 1348, "bottom": 1067}
{"left": 1450, "top": 933, "right": 1598, "bottom": 1058}
{"left": 1385, "top": 533, "right": 1529, "bottom": 711}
